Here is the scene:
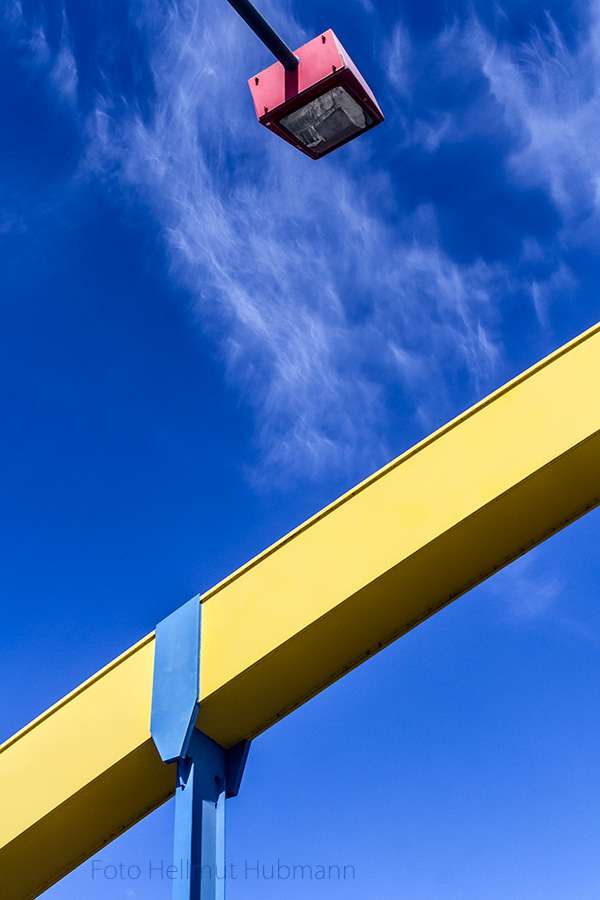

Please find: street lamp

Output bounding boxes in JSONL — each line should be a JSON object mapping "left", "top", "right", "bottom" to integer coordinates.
{"left": 227, "top": 0, "right": 384, "bottom": 157}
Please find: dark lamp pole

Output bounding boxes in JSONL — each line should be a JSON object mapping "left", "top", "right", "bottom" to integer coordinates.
{"left": 226, "top": 0, "right": 299, "bottom": 70}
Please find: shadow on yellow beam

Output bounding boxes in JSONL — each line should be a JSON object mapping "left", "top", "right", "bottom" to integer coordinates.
{"left": 2, "top": 323, "right": 600, "bottom": 900}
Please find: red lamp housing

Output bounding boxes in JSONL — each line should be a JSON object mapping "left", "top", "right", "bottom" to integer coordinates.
{"left": 248, "top": 30, "right": 384, "bottom": 159}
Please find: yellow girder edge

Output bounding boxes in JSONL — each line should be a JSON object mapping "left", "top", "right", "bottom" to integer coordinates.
{"left": 0, "top": 633, "right": 173, "bottom": 900}
{"left": 197, "top": 321, "right": 600, "bottom": 744}
{"left": 1, "top": 322, "right": 600, "bottom": 900}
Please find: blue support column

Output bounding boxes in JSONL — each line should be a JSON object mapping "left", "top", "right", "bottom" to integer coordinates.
{"left": 150, "top": 596, "right": 250, "bottom": 900}
{"left": 173, "top": 730, "right": 227, "bottom": 900}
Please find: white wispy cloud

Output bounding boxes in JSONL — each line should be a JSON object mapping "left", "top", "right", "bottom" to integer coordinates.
{"left": 473, "top": 11, "right": 600, "bottom": 225}
{"left": 66, "top": 0, "right": 504, "bottom": 480}
{"left": 491, "top": 554, "right": 562, "bottom": 622}
{"left": 3, "top": 0, "right": 76, "bottom": 102}
{"left": 489, "top": 548, "right": 600, "bottom": 647}
{"left": 385, "top": 10, "right": 600, "bottom": 323}
{"left": 5, "top": 1, "right": 599, "bottom": 482}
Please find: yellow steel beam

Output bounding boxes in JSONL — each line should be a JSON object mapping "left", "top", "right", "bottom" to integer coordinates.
{"left": 0, "top": 635, "right": 171, "bottom": 900}
{"left": 3, "top": 323, "right": 600, "bottom": 900}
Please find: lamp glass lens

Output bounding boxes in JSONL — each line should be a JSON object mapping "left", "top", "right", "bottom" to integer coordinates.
{"left": 278, "top": 86, "right": 372, "bottom": 155}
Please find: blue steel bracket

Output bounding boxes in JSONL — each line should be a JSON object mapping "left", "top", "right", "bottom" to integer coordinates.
{"left": 225, "top": 739, "right": 251, "bottom": 799}
{"left": 151, "top": 595, "right": 202, "bottom": 764}
{"left": 150, "top": 594, "right": 252, "bottom": 788}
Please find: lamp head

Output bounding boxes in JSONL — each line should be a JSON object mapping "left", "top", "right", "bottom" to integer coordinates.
{"left": 249, "top": 30, "right": 384, "bottom": 158}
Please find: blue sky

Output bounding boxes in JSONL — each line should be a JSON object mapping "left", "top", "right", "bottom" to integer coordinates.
{"left": 1, "top": 0, "right": 600, "bottom": 897}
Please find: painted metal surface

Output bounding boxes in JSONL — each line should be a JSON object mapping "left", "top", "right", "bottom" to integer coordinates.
{"left": 196, "top": 321, "right": 600, "bottom": 746}
{"left": 2, "top": 322, "right": 600, "bottom": 900}
{"left": 0, "top": 636, "right": 174, "bottom": 900}
{"left": 225, "top": 740, "right": 251, "bottom": 799}
{"left": 248, "top": 30, "right": 384, "bottom": 158}
{"left": 150, "top": 594, "right": 249, "bottom": 899}
{"left": 172, "top": 730, "right": 227, "bottom": 900}
{"left": 151, "top": 595, "right": 202, "bottom": 764}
